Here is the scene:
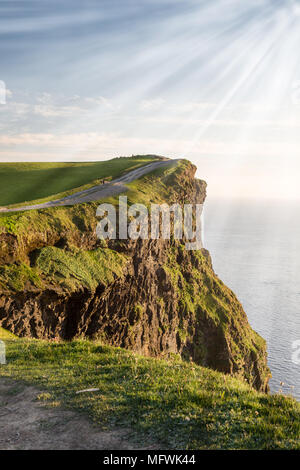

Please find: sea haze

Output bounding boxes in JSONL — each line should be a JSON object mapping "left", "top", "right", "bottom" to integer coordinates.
{"left": 205, "top": 198, "right": 300, "bottom": 400}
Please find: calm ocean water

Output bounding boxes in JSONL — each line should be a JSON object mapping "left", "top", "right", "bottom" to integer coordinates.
{"left": 204, "top": 198, "right": 300, "bottom": 400}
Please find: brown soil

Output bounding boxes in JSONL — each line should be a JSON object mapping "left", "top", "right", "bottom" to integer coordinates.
{"left": 0, "top": 378, "right": 158, "bottom": 450}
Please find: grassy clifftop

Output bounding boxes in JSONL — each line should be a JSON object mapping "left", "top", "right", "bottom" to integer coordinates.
{"left": 0, "top": 155, "right": 160, "bottom": 207}
{"left": 0, "top": 332, "right": 299, "bottom": 450}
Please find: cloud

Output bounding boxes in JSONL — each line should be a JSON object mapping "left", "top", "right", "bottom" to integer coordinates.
{"left": 139, "top": 98, "right": 165, "bottom": 111}
{"left": 0, "top": 130, "right": 298, "bottom": 159}
{"left": 33, "top": 104, "right": 83, "bottom": 117}
{"left": 0, "top": 92, "right": 122, "bottom": 126}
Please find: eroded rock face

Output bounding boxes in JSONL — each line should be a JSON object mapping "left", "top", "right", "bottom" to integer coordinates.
{"left": 0, "top": 161, "right": 271, "bottom": 392}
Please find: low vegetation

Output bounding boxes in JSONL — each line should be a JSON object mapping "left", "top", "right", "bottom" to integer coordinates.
{"left": 0, "top": 247, "right": 127, "bottom": 293}
{"left": 0, "top": 332, "right": 299, "bottom": 450}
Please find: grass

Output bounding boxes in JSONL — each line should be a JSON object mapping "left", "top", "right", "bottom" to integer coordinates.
{"left": 0, "top": 333, "right": 299, "bottom": 450}
{"left": 0, "top": 327, "right": 16, "bottom": 340}
{"left": 0, "top": 156, "right": 160, "bottom": 207}
{"left": 0, "top": 246, "right": 127, "bottom": 293}
{"left": 0, "top": 262, "right": 42, "bottom": 292}
{"left": 35, "top": 245, "right": 127, "bottom": 292}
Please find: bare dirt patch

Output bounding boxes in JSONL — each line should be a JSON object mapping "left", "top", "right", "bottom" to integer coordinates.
{"left": 0, "top": 378, "right": 158, "bottom": 450}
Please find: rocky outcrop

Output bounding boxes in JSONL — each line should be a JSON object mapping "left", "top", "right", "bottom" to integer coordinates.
{"left": 0, "top": 159, "right": 271, "bottom": 392}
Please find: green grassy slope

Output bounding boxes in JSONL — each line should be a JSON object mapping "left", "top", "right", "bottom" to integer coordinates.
{"left": 0, "top": 156, "right": 159, "bottom": 206}
{"left": 0, "top": 327, "right": 16, "bottom": 339}
{"left": 0, "top": 333, "right": 299, "bottom": 450}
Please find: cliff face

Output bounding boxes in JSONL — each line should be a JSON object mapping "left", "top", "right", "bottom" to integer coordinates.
{"left": 0, "top": 160, "right": 271, "bottom": 392}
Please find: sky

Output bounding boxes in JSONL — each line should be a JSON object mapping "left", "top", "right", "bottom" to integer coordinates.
{"left": 0, "top": 0, "right": 300, "bottom": 200}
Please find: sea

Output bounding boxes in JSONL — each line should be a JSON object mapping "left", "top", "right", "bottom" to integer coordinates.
{"left": 204, "top": 198, "right": 300, "bottom": 400}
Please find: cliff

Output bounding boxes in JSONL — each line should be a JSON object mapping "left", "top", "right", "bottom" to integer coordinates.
{"left": 0, "top": 159, "right": 271, "bottom": 392}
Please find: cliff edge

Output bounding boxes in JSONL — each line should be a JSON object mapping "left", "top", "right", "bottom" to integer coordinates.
{"left": 0, "top": 158, "right": 271, "bottom": 392}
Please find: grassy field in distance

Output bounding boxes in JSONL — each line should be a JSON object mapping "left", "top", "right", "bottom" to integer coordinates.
{"left": 0, "top": 156, "right": 159, "bottom": 206}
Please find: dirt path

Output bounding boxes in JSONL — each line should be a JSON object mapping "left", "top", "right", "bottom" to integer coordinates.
{"left": 1, "top": 160, "right": 177, "bottom": 213}
{"left": 0, "top": 378, "right": 158, "bottom": 450}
